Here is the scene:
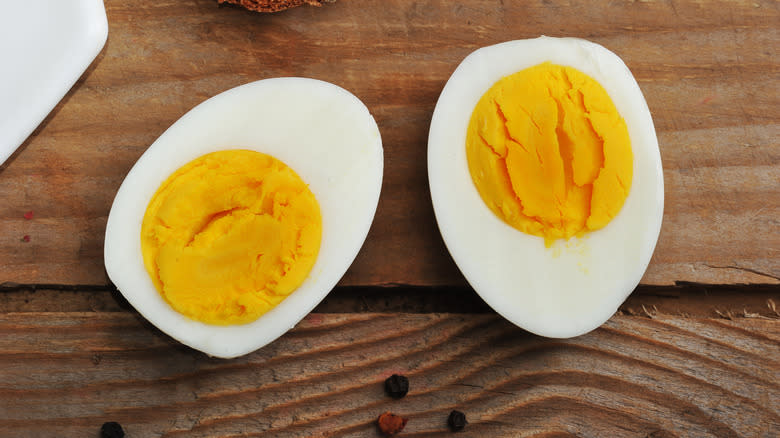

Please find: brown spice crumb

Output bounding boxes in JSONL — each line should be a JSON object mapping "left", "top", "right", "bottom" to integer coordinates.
{"left": 377, "top": 412, "right": 407, "bottom": 436}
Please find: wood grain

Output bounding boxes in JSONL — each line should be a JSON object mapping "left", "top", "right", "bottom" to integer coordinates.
{"left": 0, "top": 311, "right": 776, "bottom": 437}
{"left": 0, "top": 0, "right": 777, "bottom": 286}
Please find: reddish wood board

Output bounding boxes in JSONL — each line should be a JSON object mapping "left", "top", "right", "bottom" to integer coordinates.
{"left": 0, "top": 1, "right": 777, "bottom": 436}
{"left": 0, "top": 0, "right": 777, "bottom": 287}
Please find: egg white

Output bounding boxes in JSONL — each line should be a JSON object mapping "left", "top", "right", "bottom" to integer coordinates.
{"left": 105, "top": 78, "right": 383, "bottom": 358}
{"left": 428, "top": 37, "right": 664, "bottom": 338}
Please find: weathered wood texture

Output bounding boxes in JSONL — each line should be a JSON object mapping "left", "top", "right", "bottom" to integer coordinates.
{"left": 0, "top": 312, "right": 777, "bottom": 437}
{"left": 0, "top": 0, "right": 778, "bottom": 287}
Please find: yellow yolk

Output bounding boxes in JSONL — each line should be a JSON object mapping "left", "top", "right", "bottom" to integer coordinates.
{"left": 140, "top": 150, "right": 322, "bottom": 325}
{"left": 466, "top": 62, "right": 633, "bottom": 245}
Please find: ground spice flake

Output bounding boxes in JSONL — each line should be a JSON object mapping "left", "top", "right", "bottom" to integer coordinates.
{"left": 377, "top": 412, "right": 408, "bottom": 436}
{"left": 23, "top": 211, "right": 33, "bottom": 220}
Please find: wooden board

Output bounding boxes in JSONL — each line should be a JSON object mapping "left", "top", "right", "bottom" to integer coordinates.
{"left": 0, "top": 4, "right": 777, "bottom": 435}
{"left": 0, "top": 311, "right": 777, "bottom": 437}
{"left": 0, "top": 0, "right": 777, "bottom": 287}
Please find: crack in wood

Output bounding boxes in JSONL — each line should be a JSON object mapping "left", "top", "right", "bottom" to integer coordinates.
{"left": 0, "top": 283, "right": 778, "bottom": 318}
{"left": 703, "top": 264, "right": 780, "bottom": 281}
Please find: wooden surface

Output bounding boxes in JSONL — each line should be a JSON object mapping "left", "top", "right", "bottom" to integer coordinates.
{"left": 0, "top": 1, "right": 779, "bottom": 437}
{"left": 0, "top": 311, "right": 778, "bottom": 437}
{"left": 0, "top": 0, "right": 778, "bottom": 286}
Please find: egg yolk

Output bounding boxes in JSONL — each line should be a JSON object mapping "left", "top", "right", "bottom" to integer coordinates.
{"left": 140, "top": 150, "right": 322, "bottom": 325}
{"left": 466, "top": 62, "right": 633, "bottom": 245}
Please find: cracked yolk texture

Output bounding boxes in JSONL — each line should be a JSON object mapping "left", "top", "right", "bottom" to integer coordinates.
{"left": 466, "top": 62, "right": 632, "bottom": 244}
{"left": 140, "top": 150, "right": 322, "bottom": 325}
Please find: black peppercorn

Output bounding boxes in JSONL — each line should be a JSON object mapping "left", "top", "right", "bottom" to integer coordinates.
{"left": 447, "top": 410, "right": 467, "bottom": 432}
{"left": 384, "top": 374, "right": 409, "bottom": 399}
{"left": 100, "top": 421, "right": 125, "bottom": 438}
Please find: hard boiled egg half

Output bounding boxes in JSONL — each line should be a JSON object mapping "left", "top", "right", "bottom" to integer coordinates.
{"left": 105, "top": 78, "right": 383, "bottom": 358}
{"left": 428, "top": 37, "right": 664, "bottom": 338}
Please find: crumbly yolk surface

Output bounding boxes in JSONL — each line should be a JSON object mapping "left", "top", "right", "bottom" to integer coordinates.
{"left": 466, "top": 62, "right": 633, "bottom": 244}
{"left": 140, "top": 150, "right": 322, "bottom": 325}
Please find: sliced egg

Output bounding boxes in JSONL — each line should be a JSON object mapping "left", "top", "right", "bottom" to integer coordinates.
{"left": 105, "top": 78, "right": 383, "bottom": 358}
{"left": 428, "top": 37, "right": 664, "bottom": 338}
